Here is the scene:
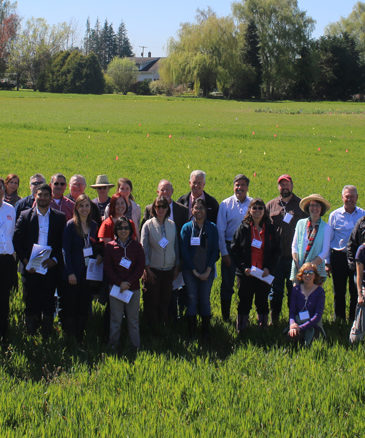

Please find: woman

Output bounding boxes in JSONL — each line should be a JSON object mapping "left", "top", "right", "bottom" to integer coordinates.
{"left": 104, "top": 217, "right": 145, "bottom": 351}
{"left": 4, "top": 174, "right": 20, "bottom": 206}
{"left": 98, "top": 193, "right": 137, "bottom": 242}
{"left": 180, "top": 198, "right": 219, "bottom": 338}
{"left": 141, "top": 196, "right": 179, "bottom": 327}
{"left": 105, "top": 178, "right": 141, "bottom": 230}
{"left": 288, "top": 262, "right": 325, "bottom": 346}
{"left": 291, "top": 194, "right": 331, "bottom": 284}
{"left": 231, "top": 198, "right": 280, "bottom": 331}
{"left": 62, "top": 194, "right": 103, "bottom": 341}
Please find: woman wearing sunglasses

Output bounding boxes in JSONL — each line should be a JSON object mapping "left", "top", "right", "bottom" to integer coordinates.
{"left": 288, "top": 262, "right": 325, "bottom": 346}
{"left": 231, "top": 198, "right": 280, "bottom": 331}
{"left": 141, "top": 196, "right": 179, "bottom": 328}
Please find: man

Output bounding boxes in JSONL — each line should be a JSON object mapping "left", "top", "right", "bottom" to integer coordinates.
{"left": 0, "top": 179, "right": 17, "bottom": 341}
{"left": 327, "top": 185, "right": 365, "bottom": 322}
{"left": 177, "top": 170, "right": 219, "bottom": 223}
{"left": 266, "top": 174, "right": 307, "bottom": 324}
{"left": 14, "top": 183, "right": 66, "bottom": 336}
{"left": 141, "top": 179, "right": 189, "bottom": 319}
{"left": 141, "top": 179, "right": 188, "bottom": 234}
{"left": 217, "top": 174, "right": 252, "bottom": 321}
{"left": 66, "top": 174, "right": 101, "bottom": 226}
{"left": 90, "top": 174, "right": 114, "bottom": 219}
{"left": 15, "top": 173, "right": 46, "bottom": 219}
{"left": 50, "top": 173, "right": 75, "bottom": 221}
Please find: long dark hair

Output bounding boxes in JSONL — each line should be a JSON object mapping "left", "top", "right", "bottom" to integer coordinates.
{"left": 243, "top": 198, "right": 269, "bottom": 227}
{"left": 73, "top": 194, "right": 92, "bottom": 236}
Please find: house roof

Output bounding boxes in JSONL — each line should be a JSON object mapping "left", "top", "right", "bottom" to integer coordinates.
{"left": 127, "top": 57, "right": 164, "bottom": 72}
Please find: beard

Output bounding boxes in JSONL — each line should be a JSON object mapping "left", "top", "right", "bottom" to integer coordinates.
{"left": 280, "top": 189, "right": 292, "bottom": 198}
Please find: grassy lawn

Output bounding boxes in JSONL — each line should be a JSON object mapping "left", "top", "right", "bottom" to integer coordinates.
{"left": 0, "top": 91, "right": 364, "bottom": 436}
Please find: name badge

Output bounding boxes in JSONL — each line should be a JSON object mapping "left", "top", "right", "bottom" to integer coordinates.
{"left": 120, "top": 257, "right": 132, "bottom": 269}
{"left": 159, "top": 237, "right": 169, "bottom": 248}
{"left": 283, "top": 213, "right": 293, "bottom": 224}
{"left": 190, "top": 237, "right": 201, "bottom": 246}
{"left": 251, "top": 239, "right": 262, "bottom": 249}
{"left": 299, "top": 310, "right": 310, "bottom": 321}
{"left": 83, "top": 247, "right": 93, "bottom": 257}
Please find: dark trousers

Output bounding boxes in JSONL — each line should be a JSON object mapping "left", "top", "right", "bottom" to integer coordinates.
{"left": 269, "top": 256, "right": 293, "bottom": 315}
{"left": 23, "top": 270, "right": 56, "bottom": 318}
{"left": 0, "top": 255, "right": 17, "bottom": 337}
{"left": 238, "top": 275, "right": 271, "bottom": 316}
{"left": 60, "top": 279, "right": 92, "bottom": 337}
{"left": 330, "top": 250, "right": 357, "bottom": 321}
{"left": 220, "top": 242, "right": 236, "bottom": 302}
{"left": 143, "top": 268, "right": 174, "bottom": 325}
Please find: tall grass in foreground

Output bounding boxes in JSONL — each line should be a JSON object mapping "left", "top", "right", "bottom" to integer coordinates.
{"left": 0, "top": 92, "right": 364, "bottom": 435}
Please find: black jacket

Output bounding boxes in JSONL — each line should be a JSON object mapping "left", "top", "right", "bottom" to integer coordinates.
{"left": 177, "top": 191, "right": 219, "bottom": 224}
{"left": 347, "top": 216, "right": 365, "bottom": 271}
{"left": 231, "top": 220, "right": 280, "bottom": 277}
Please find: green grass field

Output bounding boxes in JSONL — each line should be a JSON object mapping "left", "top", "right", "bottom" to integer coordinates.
{"left": 0, "top": 91, "right": 364, "bottom": 436}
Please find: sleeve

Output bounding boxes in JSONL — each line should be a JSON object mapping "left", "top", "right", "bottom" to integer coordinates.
{"left": 13, "top": 212, "right": 27, "bottom": 263}
{"left": 98, "top": 220, "right": 108, "bottom": 239}
{"left": 62, "top": 223, "right": 75, "bottom": 277}
{"left": 103, "top": 243, "right": 121, "bottom": 286}
{"left": 174, "top": 228, "right": 180, "bottom": 267}
{"left": 126, "top": 243, "right": 145, "bottom": 286}
{"left": 291, "top": 225, "right": 299, "bottom": 255}
{"left": 299, "top": 289, "right": 325, "bottom": 330}
{"left": 265, "top": 225, "right": 281, "bottom": 273}
{"left": 317, "top": 223, "right": 331, "bottom": 261}
{"left": 140, "top": 221, "right": 151, "bottom": 266}
{"left": 230, "top": 225, "right": 249, "bottom": 275}
{"left": 289, "top": 286, "right": 299, "bottom": 325}
{"left": 207, "top": 223, "right": 219, "bottom": 268}
{"left": 347, "top": 218, "right": 362, "bottom": 271}
{"left": 355, "top": 244, "right": 365, "bottom": 264}
{"left": 216, "top": 201, "right": 228, "bottom": 256}
{"left": 180, "top": 223, "right": 194, "bottom": 270}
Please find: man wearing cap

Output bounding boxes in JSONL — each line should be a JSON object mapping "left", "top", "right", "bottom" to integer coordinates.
{"left": 49, "top": 173, "right": 75, "bottom": 221}
{"left": 217, "top": 174, "right": 252, "bottom": 321}
{"left": 266, "top": 175, "right": 307, "bottom": 324}
{"left": 327, "top": 185, "right": 365, "bottom": 322}
{"left": 91, "top": 175, "right": 114, "bottom": 219}
{"left": 177, "top": 170, "right": 219, "bottom": 224}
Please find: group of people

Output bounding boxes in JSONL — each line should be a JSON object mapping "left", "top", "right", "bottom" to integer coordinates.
{"left": 0, "top": 169, "right": 364, "bottom": 350}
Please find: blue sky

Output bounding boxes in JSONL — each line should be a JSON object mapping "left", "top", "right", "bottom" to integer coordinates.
{"left": 16, "top": 0, "right": 357, "bottom": 57}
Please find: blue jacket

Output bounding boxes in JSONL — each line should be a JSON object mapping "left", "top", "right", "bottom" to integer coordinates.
{"left": 180, "top": 220, "right": 219, "bottom": 271}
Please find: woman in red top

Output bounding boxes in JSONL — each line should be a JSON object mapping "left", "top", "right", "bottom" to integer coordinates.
{"left": 98, "top": 193, "right": 137, "bottom": 242}
{"left": 231, "top": 198, "right": 280, "bottom": 332}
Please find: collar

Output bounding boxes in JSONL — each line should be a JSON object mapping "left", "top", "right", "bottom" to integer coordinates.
{"left": 340, "top": 205, "right": 358, "bottom": 215}
{"left": 36, "top": 207, "right": 51, "bottom": 217}
{"left": 234, "top": 194, "right": 248, "bottom": 204}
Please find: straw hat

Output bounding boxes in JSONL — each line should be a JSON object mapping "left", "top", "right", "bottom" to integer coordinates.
{"left": 90, "top": 175, "right": 115, "bottom": 189}
{"left": 299, "top": 194, "right": 331, "bottom": 215}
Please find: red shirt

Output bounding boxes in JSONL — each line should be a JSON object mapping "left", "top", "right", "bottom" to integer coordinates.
{"left": 98, "top": 216, "right": 137, "bottom": 241}
{"left": 250, "top": 223, "right": 265, "bottom": 269}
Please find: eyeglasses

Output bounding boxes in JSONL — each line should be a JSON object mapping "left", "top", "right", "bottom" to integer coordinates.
{"left": 251, "top": 206, "right": 264, "bottom": 210}
{"left": 53, "top": 182, "right": 66, "bottom": 186}
{"left": 117, "top": 226, "right": 130, "bottom": 231}
{"left": 303, "top": 270, "right": 315, "bottom": 275}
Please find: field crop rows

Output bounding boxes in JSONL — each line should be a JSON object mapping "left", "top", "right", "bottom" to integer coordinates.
{"left": 0, "top": 91, "right": 364, "bottom": 435}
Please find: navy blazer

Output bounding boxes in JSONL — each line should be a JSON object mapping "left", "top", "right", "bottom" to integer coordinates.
{"left": 14, "top": 207, "right": 67, "bottom": 274}
{"left": 177, "top": 191, "right": 219, "bottom": 224}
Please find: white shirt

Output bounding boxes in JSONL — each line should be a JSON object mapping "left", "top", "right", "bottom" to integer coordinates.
{"left": 36, "top": 207, "right": 51, "bottom": 246}
{"left": 328, "top": 206, "right": 365, "bottom": 251}
{"left": 0, "top": 201, "right": 15, "bottom": 254}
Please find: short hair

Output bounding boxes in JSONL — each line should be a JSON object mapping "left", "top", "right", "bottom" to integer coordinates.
{"left": 5, "top": 174, "right": 19, "bottom": 188}
{"left": 342, "top": 185, "right": 358, "bottom": 196}
{"left": 234, "top": 174, "right": 250, "bottom": 186}
{"left": 158, "top": 179, "right": 173, "bottom": 191}
{"left": 190, "top": 170, "right": 206, "bottom": 182}
{"left": 296, "top": 262, "right": 321, "bottom": 285}
{"left": 36, "top": 183, "right": 52, "bottom": 196}
{"left": 50, "top": 173, "right": 66, "bottom": 184}
{"left": 70, "top": 174, "right": 86, "bottom": 186}
{"left": 29, "top": 173, "right": 45, "bottom": 185}
{"left": 117, "top": 177, "right": 134, "bottom": 200}
{"left": 109, "top": 193, "right": 127, "bottom": 217}
{"left": 243, "top": 198, "right": 269, "bottom": 226}
{"left": 151, "top": 196, "right": 171, "bottom": 219}
{"left": 114, "top": 216, "right": 133, "bottom": 238}
{"left": 192, "top": 198, "right": 207, "bottom": 212}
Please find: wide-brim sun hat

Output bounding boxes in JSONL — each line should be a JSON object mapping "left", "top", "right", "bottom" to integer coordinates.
{"left": 90, "top": 174, "right": 115, "bottom": 189}
{"left": 299, "top": 194, "right": 331, "bottom": 216}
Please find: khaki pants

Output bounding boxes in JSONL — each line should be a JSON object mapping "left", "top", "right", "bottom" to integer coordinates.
{"left": 109, "top": 289, "right": 140, "bottom": 348}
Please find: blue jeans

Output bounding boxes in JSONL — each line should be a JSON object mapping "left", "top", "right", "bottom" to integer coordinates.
{"left": 183, "top": 270, "right": 215, "bottom": 317}
{"left": 269, "top": 256, "right": 293, "bottom": 315}
{"left": 220, "top": 242, "right": 236, "bottom": 302}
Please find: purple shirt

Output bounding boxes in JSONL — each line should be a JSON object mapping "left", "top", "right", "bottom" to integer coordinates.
{"left": 355, "top": 244, "right": 365, "bottom": 288}
{"left": 289, "top": 285, "right": 325, "bottom": 330}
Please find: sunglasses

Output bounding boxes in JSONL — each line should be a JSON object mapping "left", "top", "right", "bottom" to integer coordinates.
{"left": 53, "top": 182, "right": 66, "bottom": 186}
{"left": 156, "top": 205, "right": 167, "bottom": 209}
{"left": 303, "top": 270, "right": 315, "bottom": 275}
{"left": 251, "top": 206, "right": 264, "bottom": 210}
{"left": 31, "top": 181, "right": 43, "bottom": 186}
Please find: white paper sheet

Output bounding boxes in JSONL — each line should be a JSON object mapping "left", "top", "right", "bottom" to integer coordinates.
{"left": 26, "top": 244, "right": 52, "bottom": 275}
{"left": 110, "top": 284, "right": 134, "bottom": 303}
{"left": 86, "top": 259, "right": 104, "bottom": 281}
{"left": 250, "top": 266, "right": 275, "bottom": 285}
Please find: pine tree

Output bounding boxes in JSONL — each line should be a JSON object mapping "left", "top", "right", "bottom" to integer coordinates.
{"left": 116, "top": 21, "right": 133, "bottom": 57}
